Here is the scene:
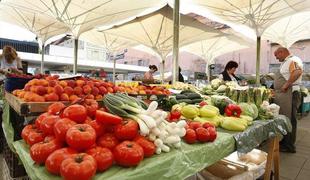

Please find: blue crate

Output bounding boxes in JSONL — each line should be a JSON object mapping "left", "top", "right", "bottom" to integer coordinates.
{"left": 4, "top": 77, "right": 32, "bottom": 92}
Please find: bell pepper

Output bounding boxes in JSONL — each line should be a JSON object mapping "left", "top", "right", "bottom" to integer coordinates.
{"left": 225, "top": 104, "right": 242, "bottom": 117}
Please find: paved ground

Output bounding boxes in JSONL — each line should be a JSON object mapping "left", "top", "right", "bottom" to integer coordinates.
{"left": 1, "top": 113, "right": 310, "bottom": 180}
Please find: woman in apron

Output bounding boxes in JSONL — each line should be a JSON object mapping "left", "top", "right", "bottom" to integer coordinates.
{"left": 274, "top": 47, "right": 303, "bottom": 153}
{"left": 0, "top": 45, "right": 23, "bottom": 76}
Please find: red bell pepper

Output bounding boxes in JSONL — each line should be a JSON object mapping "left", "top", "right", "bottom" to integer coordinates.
{"left": 224, "top": 104, "right": 242, "bottom": 117}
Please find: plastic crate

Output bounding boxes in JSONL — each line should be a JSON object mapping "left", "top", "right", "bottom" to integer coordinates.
{"left": 1, "top": 129, "right": 28, "bottom": 178}
{"left": 4, "top": 77, "right": 31, "bottom": 92}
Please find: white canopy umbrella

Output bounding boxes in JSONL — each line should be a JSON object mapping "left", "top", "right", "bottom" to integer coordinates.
{"left": 181, "top": 35, "right": 253, "bottom": 81}
{"left": 2, "top": 0, "right": 167, "bottom": 74}
{"left": 101, "top": 5, "right": 224, "bottom": 81}
{"left": 0, "top": 3, "right": 70, "bottom": 73}
{"left": 185, "top": 0, "right": 310, "bottom": 84}
{"left": 263, "top": 11, "right": 310, "bottom": 48}
{"left": 80, "top": 30, "right": 138, "bottom": 83}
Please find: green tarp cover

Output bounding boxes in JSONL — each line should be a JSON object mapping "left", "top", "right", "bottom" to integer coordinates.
{"left": 13, "top": 132, "right": 234, "bottom": 180}
{"left": 220, "top": 115, "right": 291, "bottom": 154}
{"left": 2, "top": 100, "right": 15, "bottom": 152}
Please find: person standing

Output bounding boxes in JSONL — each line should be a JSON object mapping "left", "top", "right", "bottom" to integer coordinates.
{"left": 218, "top": 61, "right": 240, "bottom": 82}
{"left": 274, "top": 47, "right": 303, "bottom": 153}
{"left": 143, "top": 65, "right": 158, "bottom": 84}
{"left": 0, "top": 45, "right": 23, "bottom": 75}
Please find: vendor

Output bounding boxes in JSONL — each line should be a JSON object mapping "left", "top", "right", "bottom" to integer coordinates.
{"left": 218, "top": 61, "right": 240, "bottom": 82}
{"left": 143, "top": 65, "right": 158, "bottom": 84}
{"left": 274, "top": 47, "right": 303, "bottom": 153}
{"left": 0, "top": 45, "right": 23, "bottom": 75}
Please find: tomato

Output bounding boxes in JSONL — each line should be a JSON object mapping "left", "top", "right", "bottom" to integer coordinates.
{"left": 45, "top": 148, "right": 77, "bottom": 175}
{"left": 113, "top": 141, "right": 144, "bottom": 167}
{"left": 48, "top": 102, "right": 66, "bottom": 115}
{"left": 35, "top": 112, "right": 49, "bottom": 130}
{"left": 207, "top": 127, "right": 217, "bottom": 142}
{"left": 21, "top": 124, "right": 37, "bottom": 142}
{"left": 60, "top": 153, "right": 97, "bottom": 180}
{"left": 82, "top": 99, "right": 99, "bottom": 118}
{"left": 86, "top": 146, "right": 113, "bottom": 172}
{"left": 66, "top": 124, "right": 96, "bottom": 151}
{"left": 184, "top": 129, "right": 197, "bottom": 144}
{"left": 30, "top": 136, "right": 62, "bottom": 164}
{"left": 188, "top": 121, "right": 202, "bottom": 130}
{"left": 85, "top": 117, "right": 105, "bottom": 137}
{"left": 170, "top": 110, "right": 181, "bottom": 120}
{"left": 114, "top": 119, "right": 138, "bottom": 141}
{"left": 54, "top": 118, "right": 77, "bottom": 142}
{"left": 195, "top": 127, "right": 210, "bottom": 142}
{"left": 134, "top": 136, "right": 156, "bottom": 157}
{"left": 40, "top": 115, "right": 60, "bottom": 135}
{"left": 202, "top": 122, "right": 214, "bottom": 129}
{"left": 96, "top": 110, "right": 122, "bottom": 125}
{"left": 199, "top": 101, "right": 208, "bottom": 107}
{"left": 97, "top": 133, "right": 119, "bottom": 150}
{"left": 26, "top": 129, "right": 45, "bottom": 146}
{"left": 63, "top": 105, "right": 87, "bottom": 123}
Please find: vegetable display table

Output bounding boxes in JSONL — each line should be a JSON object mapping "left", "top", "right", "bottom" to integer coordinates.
{"left": 13, "top": 132, "right": 235, "bottom": 180}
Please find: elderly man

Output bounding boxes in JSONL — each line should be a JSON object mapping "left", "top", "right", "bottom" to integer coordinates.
{"left": 274, "top": 47, "right": 303, "bottom": 153}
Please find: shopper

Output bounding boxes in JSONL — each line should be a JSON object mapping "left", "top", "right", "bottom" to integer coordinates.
{"left": 165, "top": 67, "right": 184, "bottom": 84}
{"left": 0, "top": 45, "right": 23, "bottom": 75}
{"left": 274, "top": 47, "right": 303, "bottom": 153}
{"left": 218, "top": 61, "right": 240, "bottom": 82}
{"left": 143, "top": 65, "right": 158, "bottom": 84}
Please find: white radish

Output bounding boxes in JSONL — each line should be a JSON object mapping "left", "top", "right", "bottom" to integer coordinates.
{"left": 170, "top": 128, "right": 180, "bottom": 135}
{"left": 146, "top": 101, "right": 158, "bottom": 114}
{"left": 154, "top": 139, "right": 163, "bottom": 147}
{"left": 156, "top": 147, "right": 162, "bottom": 154}
{"left": 151, "top": 110, "right": 163, "bottom": 119}
{"left": 165, "top": 136, "right": 181, "bottom": 144}
{"left": 158, "top": 132, "right": 167, "bottom": 140}
{"left": 136, "top": 118, "right": 149, "bottom": 135}
{"left": 176, "top": 120, "right": 187, "bottom": 128}
{"left": 161, "top": 111, "right": 168, "bottom": 119}
{"left": 148, "top": 133, "right": 156, "bottom": 141}
{"left": 138, "top": 114, "right": 156, "bottom": 129}
{"left": 166, "top": 126, "right": 174, "bottom": 134}
{"left": 169, "top": 122, "right": 177, "bottom": 128}
{"left": 161, "top": 144, "right": 170, "bottom": 152}
{"left": 177, "top": 128, "right": 186, "bottom": 137}
{"left": 151, "top": 128, "right": 161, "bottom": 136}
{"left": 155, "top": 117, "right": 164, "bottom": 125}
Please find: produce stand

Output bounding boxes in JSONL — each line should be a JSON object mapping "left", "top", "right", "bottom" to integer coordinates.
{"left": 300, "top": 95, "right": 310, "bottom": 115}
{"left": 4, "top": 92, "right": 70, "bottom": 116}
{"left": 13, "top": 132, "right": 235, "bottom": 180}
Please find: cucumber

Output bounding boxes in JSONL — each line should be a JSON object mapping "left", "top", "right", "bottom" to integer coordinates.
{"left": 191, "top": 98, "right": 203, "bottom": 104}
{"left": 186, "top": 93, "right": 201, "bottom": 99}
{"left": 176, "top": 94, "right": 188, "bottom": 100}
{"left": 180, "top": 90, "right": 195, "bottom": 94}
{"left": 177, "top": 99, "right": 192, "bottom": 104}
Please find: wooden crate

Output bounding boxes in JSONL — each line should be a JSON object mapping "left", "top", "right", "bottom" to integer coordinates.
{"left": 5, "top": 92, "right": 70, "bottom": 116}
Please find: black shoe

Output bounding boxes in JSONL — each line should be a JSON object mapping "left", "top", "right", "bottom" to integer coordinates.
{"left": 280, "top": 146, "right": 296, "bottom": 153}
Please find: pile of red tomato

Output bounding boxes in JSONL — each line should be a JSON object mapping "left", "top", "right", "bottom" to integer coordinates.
{"left": 21, "top": 101, "right": 156, "bottom": 180}
{"left": 183, "top": 121, "right": 217, "bottom": 144}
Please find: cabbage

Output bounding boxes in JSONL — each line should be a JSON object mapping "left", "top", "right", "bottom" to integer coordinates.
{"left": 211, "top": 78, "right": 223, "bottom": 90}
{"left": 239, "top": 103, "right": 258, "bottom": 119}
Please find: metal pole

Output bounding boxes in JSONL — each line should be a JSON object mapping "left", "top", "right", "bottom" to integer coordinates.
{"left": 160, "top": 60, "right": 165, "bottom": 82}
{"left": 73, "top": 38, "right": 78, "bottom": 74}
{"left": 113, "top": 55, "right": 116, "bottom": 83}
{"left": 256, "top": 36, "right": 261, "bottom": 85}
{"left": 172, "top": 0, "right": 180, "bottom": 84}
{"left": 40, "top": 44, "right": 45, "bottom": 74}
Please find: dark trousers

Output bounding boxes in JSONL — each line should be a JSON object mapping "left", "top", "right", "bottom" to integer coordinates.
{"left": 281, "top": 91, "right": 301, "bottom": 149}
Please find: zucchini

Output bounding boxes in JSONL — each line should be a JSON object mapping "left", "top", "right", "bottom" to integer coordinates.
{"left": 180, "top": 90, "right": 195, "bottom": 94}
{"left": 186, "top": 93, "right": 201, "bottom": 99}
{"left": 191, "top": 98, "right": 203, "bottom": 104}
{"left": 177, "top": 99, "right": 192, "bottom": 104}
{"left": 176, "top": 94, "right": 188, "bottom": 100}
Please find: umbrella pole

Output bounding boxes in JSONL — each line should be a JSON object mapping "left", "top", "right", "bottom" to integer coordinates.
{"left": 160, "top": 60, "right": 165, "bottom": 82}
{"left": 41, "top": 44, "right": 45, "bottom": 74}
{"left": 256, "top": 36, "right": 261, "bottom": 85}
{"left": 172, "top": 0, "right": 180, "bottom": 84}
{"left": 113, "top": 54, "right": 116, "bottom": 83}
{"left": 73, "top": 38, "right": 78, "bottom": 74}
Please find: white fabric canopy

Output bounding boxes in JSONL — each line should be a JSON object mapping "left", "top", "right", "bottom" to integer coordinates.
{"left": 0, "top": 3, "right": 70, "bottom": 43}
{"left": 102, "top": 5, "right": 224, "bottom": 61}
{"left": 80, "top": 30, "right": 137, "bottom": 53}
{"left": 2, "top": 0, "right": 167, "bottom": 37}
{"left": 263, "top": 11, "right": 310, "bottom": 48}
{"left": 181, "top": 35, "right": 252, "bottom": 64}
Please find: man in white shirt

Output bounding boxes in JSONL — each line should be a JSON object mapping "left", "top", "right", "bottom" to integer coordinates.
{"left": 274, "top": 47, "right": 303, "bottom": 153}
